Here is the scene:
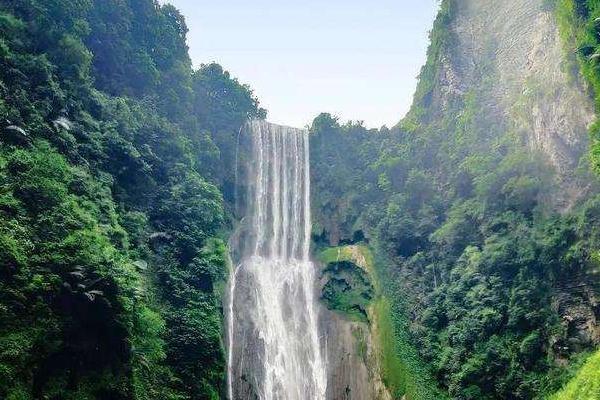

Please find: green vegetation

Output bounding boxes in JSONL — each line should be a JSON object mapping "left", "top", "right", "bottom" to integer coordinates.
{"left": 318, "top": 245, "right": 445, "bottom": 400}
{"left": 550, "top": 350, "right": 600, "bottom": 400}
{"left": 403, "top": 0, "right": 456, "bottom": 126}
{"left": 1, "top": 0, "right": 598, "bottom": 398}
{"left": 551, "top": 2, "right": 600, "bottom": 397}
{"left": 372, "top": 298, "right": 408, "bottom": 398}
{"left": 318, "top": 245, "right": 376, "bottom": 280}
{"left": 372, "top": 265, "right": 447, "bottom": 400}
{"left": 320, "top": 260, "right": 374, "bottom": 322}
{"left": 312, "top": 95, "right": 599, "bottom": 400}
{"left": 372, "top": 294, "right": 448, "bottom": 400}
{"left": 310, "top": 2, "right": 600, "bottom": 398}
{"left": 555, "top": 0, "right": 600, "bottom": 173}
{"left": 0, "top": 0, "right": 264, "bottom": 398}
{"left": 319, "top": 246, "right": 376, "bottom": 322}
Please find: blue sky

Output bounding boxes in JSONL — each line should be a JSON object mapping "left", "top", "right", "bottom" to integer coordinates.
{"left": 165, "top": 0, "right": 440, "bottom": 128}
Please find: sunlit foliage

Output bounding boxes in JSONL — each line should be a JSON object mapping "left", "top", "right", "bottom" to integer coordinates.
{"left": 0, "top": 0, "right": 264, "bottom": 398}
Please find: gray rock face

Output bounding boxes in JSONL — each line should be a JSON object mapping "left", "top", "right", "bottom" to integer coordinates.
{"left": 317, "top": 246, "right": 391, "bottom": 400}
{"left": 321, "top": 311, "right": 371, "bottom": 400}
{"left": 431, "top": 0, "right": 595, "bottom": 209}
{"left": 554, "top": 267, "right": 600, "bottom": 354}
{"left": 320, "top": 310, "right": 391, "bottom": 400}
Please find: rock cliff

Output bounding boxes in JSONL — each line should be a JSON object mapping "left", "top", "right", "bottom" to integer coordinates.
{"left": 417, "top": 0, "right": 594, "bottom": 209}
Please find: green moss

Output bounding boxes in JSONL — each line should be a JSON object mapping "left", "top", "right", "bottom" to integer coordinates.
{"left": 319, "top": 245, "right": 446, "bottom": 400}
{"left": 321, "top": 260, "right": 374, "bottom": 322}
{"left": 373, "top": 259, "right": 448, "bottom": 400}
{"left": 318, "top": 245, "right": 354, "bottom": 264}
{"left": 372, "top": 297, "right": 409, "bottom": 398}
{"left": 371, "top": 296, "right": 445, "bottom": 400}
{"left": 549, "top": 350, "right": 600, "bottom": 400}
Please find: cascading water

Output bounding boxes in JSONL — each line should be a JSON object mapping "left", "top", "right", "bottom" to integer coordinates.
{"left": 227, "top": 120, "right": 327, "bottom": 400}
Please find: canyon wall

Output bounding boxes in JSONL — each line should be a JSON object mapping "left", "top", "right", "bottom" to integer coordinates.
{"left": 422, "top": 0, "right": 594, "bottom": 208}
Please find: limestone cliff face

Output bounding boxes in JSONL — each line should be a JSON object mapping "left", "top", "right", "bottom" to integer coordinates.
{"left": 422, "top": 0, "right": 595, "bottom": 209}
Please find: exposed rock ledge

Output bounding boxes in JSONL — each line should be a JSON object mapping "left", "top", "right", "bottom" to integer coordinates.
{"left": 318, "top": 246, "right": 392, "bottom": 400}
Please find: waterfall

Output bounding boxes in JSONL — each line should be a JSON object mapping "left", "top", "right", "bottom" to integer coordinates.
{"left": 227, "top": 120, "right": 327, "bottom": 400}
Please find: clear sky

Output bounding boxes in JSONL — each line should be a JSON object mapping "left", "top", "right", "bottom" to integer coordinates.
{"left": 164, "top": 0, "right": 440, "bottom": 129}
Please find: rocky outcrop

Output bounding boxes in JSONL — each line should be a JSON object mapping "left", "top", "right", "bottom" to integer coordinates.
{"left": 553, "top": 266, "right": 600, "bottom": 359}
{"left": 429, "top": 0, "right": 595, "bottom": 209}
{"left": 318, "top": 246, "right": 392, "bottom": 400}
{"left": 321, "top": 311, "right": 390, "bottom": 400}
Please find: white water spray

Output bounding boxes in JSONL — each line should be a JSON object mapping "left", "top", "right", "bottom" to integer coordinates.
{"left": 227, "top": 120, "right": 327, "bottom": 400}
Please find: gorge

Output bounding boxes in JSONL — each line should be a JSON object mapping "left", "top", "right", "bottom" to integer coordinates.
{"left": 0, "top": 0, "right": 600, "bottom": 400}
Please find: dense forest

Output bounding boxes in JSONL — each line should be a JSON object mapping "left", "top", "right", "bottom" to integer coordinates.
{"left": 1, "top": 0, "right": 599, "bottom": 399}
{"left": 0, "top": 0, "right": 263, "bottom": 398}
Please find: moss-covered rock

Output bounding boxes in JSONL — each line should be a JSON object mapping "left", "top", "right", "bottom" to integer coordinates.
{"left": 320, "top": 260, "right": 374, "bottom": 322}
